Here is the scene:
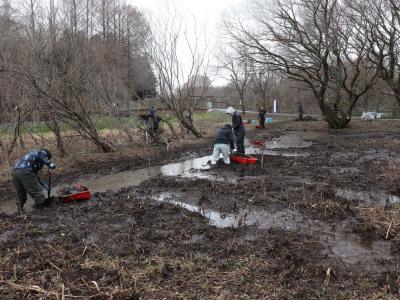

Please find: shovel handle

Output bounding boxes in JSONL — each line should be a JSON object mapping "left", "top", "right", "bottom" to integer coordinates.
{"left": 47, "top": 169, "right": 52, "bottom": 198}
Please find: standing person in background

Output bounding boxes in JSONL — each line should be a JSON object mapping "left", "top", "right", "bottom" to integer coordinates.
{"left": 147, "top": 106, "right": 160, "bottom": 131}
{"left": 297, "top": 102, "right": 304, "bottom": 121}
{"left": 258, "top": 106, "right": 267, "bottom": 128}
{"left": 225, "top": 106, "right": 245, "bottom": 155}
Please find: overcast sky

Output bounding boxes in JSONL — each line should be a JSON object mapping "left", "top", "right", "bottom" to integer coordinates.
{"left": 130, "top": 0, "right": 242, "bottom": 26}
{"left": 128, "top": 0, "right": 244, "bottom": 86}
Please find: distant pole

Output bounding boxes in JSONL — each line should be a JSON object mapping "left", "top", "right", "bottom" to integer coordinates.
{"left": 273, "top": 100, "right": 277, "bottom": 113}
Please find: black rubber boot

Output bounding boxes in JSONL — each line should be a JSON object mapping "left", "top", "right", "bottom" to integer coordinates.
{"left": 32, "top": 203, "right": 44, "bottom": 210}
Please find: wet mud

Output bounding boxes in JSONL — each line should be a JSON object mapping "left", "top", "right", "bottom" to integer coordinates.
{"left": 1, "top": 124, "right": 400, "bottom": 298}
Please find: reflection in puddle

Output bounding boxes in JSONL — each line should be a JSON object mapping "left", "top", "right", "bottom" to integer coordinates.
{"left": 0, "top": 155, "right": 231, "bottom": 215}
{"left": 265, "top": 133, "right": 313, "bottom": 149}
{"left": 246, "top": 148, "right": 310, "bottom": 157}
{"left": 336, "top": 189, "right": 400, "bottom": 207}
{"left": 154, "top": 192, "right": 393, "bottom": 266}
{"left": 160, "top": 156, "right": 211, "bottom": 175}
{"left": 68, "top": 156, "right": 216, "bottom": 194}
{"left": 244, "top": 133, "right": 312, "bottom": 156}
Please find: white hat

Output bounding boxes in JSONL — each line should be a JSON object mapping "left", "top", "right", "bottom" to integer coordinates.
{"left": 225, "top": 107, "right": 235, "bottom": 115}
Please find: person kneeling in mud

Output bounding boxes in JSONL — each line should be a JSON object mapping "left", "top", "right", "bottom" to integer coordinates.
{"left": 211, "top": 124, "right": 234, "bottom": 165}
{"left": 11, "top": 149, "right": 56, "bottom": 212}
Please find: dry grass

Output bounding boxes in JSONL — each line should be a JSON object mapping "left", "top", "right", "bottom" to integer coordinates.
{"left": 377, "top": 160, "right": 400, "bottom": 191}
{"left": 354, "top": 206, "right": 400, "bottom": 240}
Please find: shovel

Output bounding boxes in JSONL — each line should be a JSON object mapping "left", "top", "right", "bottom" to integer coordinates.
{"left": 39, "top": 169, "right": 53, "bottom": 206}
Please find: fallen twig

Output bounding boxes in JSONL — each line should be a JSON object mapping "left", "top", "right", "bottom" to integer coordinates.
{"left": 386, "top": 222, "right": 392, "bottom": 240}
{"left": 0, "top": 280, "right": 58, "bottom": 297}
{"left": 46, "top": 259, "right": 62, "bottom": 272}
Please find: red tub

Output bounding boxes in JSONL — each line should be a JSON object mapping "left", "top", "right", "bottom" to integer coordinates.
{"left": 250, "top": 140, "right": 265, "bottom": 146}
{"left": 60, "top": 185, "right": 92, "bottom": 203}
{"left": 230, "top": 155, "right": 258, "bottom": 164}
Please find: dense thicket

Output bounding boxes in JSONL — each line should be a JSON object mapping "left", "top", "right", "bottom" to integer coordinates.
{"left": 0, "top": 0, "right": 155, "bottom": 152}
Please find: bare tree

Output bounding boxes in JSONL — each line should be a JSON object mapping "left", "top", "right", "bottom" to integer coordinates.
{"left": 224, "top": 0, "right": 380, "bottom": 128}
{"left": 250, "top": 62, "right": 279, "bottom": 111}
{"left": 0, "top": 0, "right": 153, "bottom": 153}
{"left": 217, "top": 43, "right": 252, "bottom": 113}
{"left": 349, "top": 0, "right": 400, "bottom": 107}
{"left": 146, "top": 6, "right": 209, "bottom": 137}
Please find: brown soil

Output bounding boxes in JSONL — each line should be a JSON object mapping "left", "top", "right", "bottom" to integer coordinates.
{"left": 1, "top": 120, "right": 400, "bottom": 299}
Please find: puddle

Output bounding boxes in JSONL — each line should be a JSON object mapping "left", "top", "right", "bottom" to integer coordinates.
{"left": 0, "top": 229, "right": 15, "bottom": 244}
{"left": 336, "top": 189, "right": 400, "bottom": 208}
{"left": 75, "top": 155, "right": 217, "bottom": 193}
{"left": 264, "top": 133, "right": 313, "bottom": 149}
{"left": 1, "top": 132, "right": 316, "bottom": 215}
{"left": 331, "top": 152, "right": 358, "bottom": 160}
{"left": 356, "top": 150, "right": 391, "bottom": 163}
{"left": 0, "top": 155, "right": 231, "bottom": 215}
{"left": 244, "top": 133, "right": 312, "bottom": 156}
{"left": 246, "top": 148, "right": 310, "bottom": 157}
{"left": 330, "top": 167, "right": 359, "bottom": 175}
{"left": 154, "top": 192, "right": 393, "bottom": 266}
{"left": 0, "top": 200, "right": 22, "bottom": 214}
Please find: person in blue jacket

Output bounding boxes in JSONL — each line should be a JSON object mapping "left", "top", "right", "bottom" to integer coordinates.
{"left": 211, "top": 124, "right": 234, "bottom": 164}
{"left": 226, "top": 106, "right": 245, "bottom": 154}
{"left": 11, "top": 149, "right": 56, "bottom": 212}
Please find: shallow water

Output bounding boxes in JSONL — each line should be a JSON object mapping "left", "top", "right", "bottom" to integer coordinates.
{"left": 245, "top": 133, "right": 313, "bottom": 156}
{"left": 154, "top": 192, "right": 393, "bottom": 266}
{"left": 336, "top": 189, "right": 400, "bottom": 208}
{"left": 0, "top": 155, "right": 226, "bottom": 214}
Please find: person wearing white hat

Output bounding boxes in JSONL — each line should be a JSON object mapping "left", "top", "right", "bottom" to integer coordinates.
{"left": 225, "top": 106, "right": 245, "bottom": 154}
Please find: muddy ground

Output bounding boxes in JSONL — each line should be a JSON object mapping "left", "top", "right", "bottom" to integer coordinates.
{"left": 1, "top": 120, "right": 400, "bottom": 299}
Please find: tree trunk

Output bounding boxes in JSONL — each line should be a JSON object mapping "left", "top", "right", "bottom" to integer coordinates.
{"left": 319, "top": 100, "right": 351, "bottom": 129}
{"left": 394, "top": 90, "right": 400, "bottom": 108}
{"left": 239, "top": 93, "right": 246, "bottom": 114}
{"left": 182, "top": 121, "right": 202, "bottom": 138}
{"left": 47, "top": 113, "right": 66, "bottom": 157}
{"left": 93, "top": 136, "right": 113, "bottom": 152}
{"left": 177, "top": 113, "right": 202, "bottom": 138}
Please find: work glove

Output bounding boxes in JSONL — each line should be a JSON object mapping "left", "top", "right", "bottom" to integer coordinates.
{"left": 48, "top": 163, "right": 56, "bottom": 169}
{"left": 41, "top": 182, "right": 50, "bottom": 191}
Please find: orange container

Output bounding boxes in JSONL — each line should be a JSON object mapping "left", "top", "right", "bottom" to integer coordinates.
{"left": 230, "top": 155, "right": 258, "bottom": 164}
{"left": 251, "top": 140, "right": 265, "bottom": 146}
{"left": 61, "top": 185, "right": 92, "bottom": 203}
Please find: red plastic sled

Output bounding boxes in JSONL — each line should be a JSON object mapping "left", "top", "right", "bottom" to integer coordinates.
{"left": 250, "top": 140, "right": 265, "bottom": 146}
{"left": 230, "top": 155, "right": 258, "bottom": 164}
{"left": 255, "top": 125, "right": 264, "bottom": 129}
{"left": 61, "top": 185, "right": 92, "bottom": 203}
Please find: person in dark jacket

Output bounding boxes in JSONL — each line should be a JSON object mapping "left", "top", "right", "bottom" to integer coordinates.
{"left": 226, "top": 106, "right": 245, "bottom": 154}
{"left": 258, "top": 106, "right": 267, "bottom": 128}
{"left": 11, "top": 149, "right": 56, "bottom": 212}
{"left": 297, "top": 102, "right": 304, "bottom": 121}
{"left": 211, "top": 124, "right": 234, "bottom": 164}
{"left": 147, "top": 106, "right": 160, "bottom": 131}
